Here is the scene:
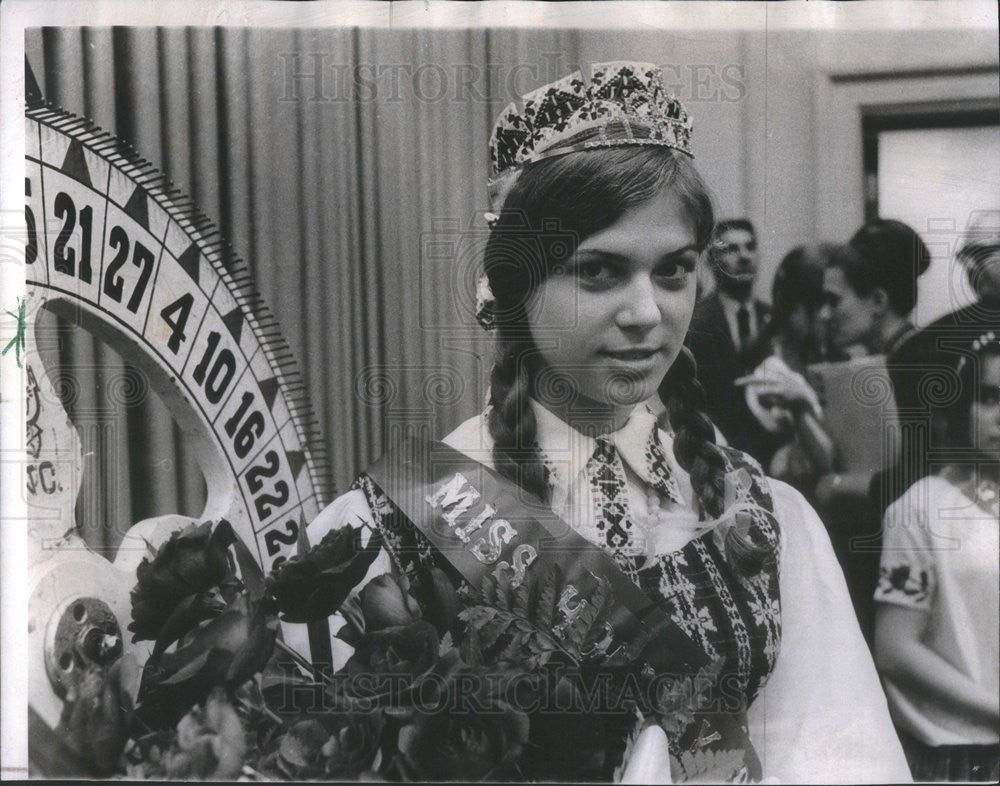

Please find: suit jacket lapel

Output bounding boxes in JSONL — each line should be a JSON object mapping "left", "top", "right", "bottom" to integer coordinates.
{"left": 706, "top": 293, "right": 738, "bottom": 356}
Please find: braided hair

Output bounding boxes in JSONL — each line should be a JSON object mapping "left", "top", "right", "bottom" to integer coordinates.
{"left": 482, "top": 140, "right": 772, "bottom": 572}
{"left": 657, "top": 347, "right": 772, "bottom": 573}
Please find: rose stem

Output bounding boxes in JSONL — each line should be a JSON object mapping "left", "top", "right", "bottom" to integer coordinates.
{"left": 274, "top": 639, "right": 336, "bottom": 687}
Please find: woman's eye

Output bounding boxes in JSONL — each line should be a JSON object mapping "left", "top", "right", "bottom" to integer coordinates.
{"left": 978, "top": 386, "right": 1000, "bottom": 407}
{"left": 655, "top": 257, "right": 696, "bottom": 282}
{"left": 577, "top": 260, "right": 616, "bottom": 283}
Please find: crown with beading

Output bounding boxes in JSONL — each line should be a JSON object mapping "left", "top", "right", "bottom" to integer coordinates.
{"left": 956, "top": 330, "right": 999, "bottom": 374}
{"left": 487, "top": 61, "right": 694, "bottom": 210}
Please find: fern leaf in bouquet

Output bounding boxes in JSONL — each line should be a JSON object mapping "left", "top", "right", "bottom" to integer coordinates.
{"left": 675, "top": 745, "right": 746, "bottom": 783}
{"left": 533, "top": 561, "right": 561, "bottom": 629}
{"left": 457, "top": 563, "right": 617, "bottom": 669}
{"left": 458, "top": 565, "right": 570, "bottom": 669}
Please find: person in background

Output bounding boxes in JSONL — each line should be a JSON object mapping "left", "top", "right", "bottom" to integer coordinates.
{"left": 769, "top": 244, "right": 836, "bottom": 370}
{"left": 819, "top": 219, "right": 930, "bottom": 363}
{"left": 874, "top": 332, "right": 1000, "bottom": 782}
{"left": 876, "top": 209, "right": 1000, "bottom": 517}
{"left": 736, "top": 244, "right": 837, "bottom": 503}
{"left": 815, "top": 220, "right": 931, "bottom": 646}
{"left": 686, "top": 218, "right": 778, "bottom": 465}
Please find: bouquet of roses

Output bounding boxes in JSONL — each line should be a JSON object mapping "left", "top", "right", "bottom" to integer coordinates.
{"left": 62, "top": 518, "right": 725, "bottom": 781}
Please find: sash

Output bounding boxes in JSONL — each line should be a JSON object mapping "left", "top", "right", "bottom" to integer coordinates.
{"left": 367, "top": 436, "right": 762, "bottom": 781}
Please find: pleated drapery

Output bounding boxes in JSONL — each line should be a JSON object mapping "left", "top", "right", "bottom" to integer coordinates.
{"left": 25, "top": 26, "right": 586, "bottom": 554}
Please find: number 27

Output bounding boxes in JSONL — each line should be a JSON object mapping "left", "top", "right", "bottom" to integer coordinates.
{"left": 104, "top": 225, "right": 154, "bottom": 313}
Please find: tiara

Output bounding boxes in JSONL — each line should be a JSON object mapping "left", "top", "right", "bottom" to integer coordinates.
{"left": 487, "top": 61, "right": 694, "bottom": 210}
{"left": 956, "top": 330, "right": 998, "bottom": 374}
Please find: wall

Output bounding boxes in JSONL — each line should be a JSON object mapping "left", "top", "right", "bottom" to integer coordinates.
{"left": 24, "top": 17, "right": 1000, "bottom": 515}
{"left": 576, "top": 24, "right": 999, "bottom": 305}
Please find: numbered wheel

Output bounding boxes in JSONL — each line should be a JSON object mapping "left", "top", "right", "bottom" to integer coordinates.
{"left": 25, "top": 101, "right": 334, "bottom": 730}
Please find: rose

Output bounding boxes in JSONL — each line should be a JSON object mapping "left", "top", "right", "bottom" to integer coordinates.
{"left": 360, "top": 573, "right": 423, "bottom": 631}
{"left": 261, "top": 712, "right": 385, "bottom": 779}
{"left": 339, "top": 569, "right": 456, "bottom": 648}
{"left": 339, "top": 620, "right": 441, "bottom": 706}
{"left": 137, "top": 594, "right": 278, "bottom": 725}
{"left": 321, "top": 710, "right": 385, "bottom": 778}
{"left": 419, "top": 566, "right": 461, "bottom": 637}
{"left": 129, "top": 519, "right": 237, "bottom": 643}
{"left": 395, "top": 667, "right": 530, "bottom": 781}
{"left": 262, "top": 718, "right": 328, "bottom": 779}
{"left": 64, "top": 655, "right": 141, "bottom": 775}
{"left": 162, "top": 687, "right": 247, "bottom": 779}
{"left": 266, "top": 525, "right": 381, "bottom": 624}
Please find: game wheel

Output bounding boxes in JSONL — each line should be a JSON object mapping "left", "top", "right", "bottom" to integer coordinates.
{"left": 23, "top": 101, "right": 334, "bottom": 733}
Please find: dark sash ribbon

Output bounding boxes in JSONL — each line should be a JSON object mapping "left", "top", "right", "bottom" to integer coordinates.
{"left": 367, "top": 436, "right": 762, "bottom": 781}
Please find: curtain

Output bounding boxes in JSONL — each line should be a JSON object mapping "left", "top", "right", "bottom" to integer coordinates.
{"left": 25, "top": 26, "right": 585, "bottom": 554}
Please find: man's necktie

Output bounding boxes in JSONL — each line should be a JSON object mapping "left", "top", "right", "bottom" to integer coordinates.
{"left": 737, "top": 304, "right": 751, "bottom": 351}
{"left": 587, "top": 436, "right": 632, "bottom": 551}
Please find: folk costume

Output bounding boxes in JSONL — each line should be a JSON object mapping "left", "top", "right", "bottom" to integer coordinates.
{"left": 308, "top": 63, "right": 909, "bottom": 782}
{"left": 310, "top": 398, "right": 909, "bottom": 782}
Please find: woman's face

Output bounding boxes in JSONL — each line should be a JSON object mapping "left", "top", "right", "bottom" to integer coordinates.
{"left": 525, "top": 187, "right": 699, "bottom": 423}
{"left": 785, "top": 303, "right": 814, "bottom": 347}
{"left": 970, "top": 353, "right": 1000, "bottom": 456}
{"left": 819, "top": 266, "right": 879, "bottom": 352}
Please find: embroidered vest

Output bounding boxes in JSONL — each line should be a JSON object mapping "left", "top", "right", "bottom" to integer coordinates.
{"left": 353, "top": 438, "right": 782, "bottom": 778}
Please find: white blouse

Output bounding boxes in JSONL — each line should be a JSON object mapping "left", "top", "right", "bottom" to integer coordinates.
{"left": 306, "top": 398, "right": 911, "bottom": 783}
{"left": 875, "top": 474, "right": 1000, "bottom": 746}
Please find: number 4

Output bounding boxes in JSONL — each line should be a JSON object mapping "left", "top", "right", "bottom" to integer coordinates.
{"left": 160, "top": 293, "right": 194, "bottom": 353}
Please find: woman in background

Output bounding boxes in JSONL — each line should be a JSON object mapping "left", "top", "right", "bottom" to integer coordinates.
{"left": 820, "top": 220, "right": 930, "bottom": 363}
{"left": 874, "top": 333, "right": 1000, "bottom": 782}
{"left": 812, "top": 225, "right": 931, "bottom": 645}
{"left": 736, "top": 244, "right": 836, "bottom": 502}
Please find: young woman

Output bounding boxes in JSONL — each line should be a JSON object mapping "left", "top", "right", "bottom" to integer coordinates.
{"left": 308, "top": 63, "right": 909, "bottom": 782}
{"left": 874, "top": 333, "right": 1000, "bottom": 782}
{"left": 813, "top": 231, "right": 930, "bottom": 645}
{"left": 819, "top": 220, "right": 930, "bottom": 362}
{"left": 736, "top": 245, "right": 837, "bottom": 501}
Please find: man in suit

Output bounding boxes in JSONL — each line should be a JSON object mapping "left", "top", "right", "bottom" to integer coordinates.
{"left": 686, "top": 218, "right": 779, "bottom": 465}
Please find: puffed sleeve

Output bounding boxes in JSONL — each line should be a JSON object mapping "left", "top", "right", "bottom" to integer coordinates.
{"left": 304, "top": 488, "right": 395, "bottom": 670}
{"left": 874, "top": 484, "right": 934, "bottom": 611}
{"left": 747, "top": 480, "right": 911, "bottom": 783}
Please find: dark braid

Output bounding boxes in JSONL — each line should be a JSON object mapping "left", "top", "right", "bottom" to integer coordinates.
{"left": 659, "top": 347, "right": 726, "bottom": 515}
{"left": 659, "top": 347, "right": 772, "bottom": 574}
{"left": 482, "top": 143, "right": 715, "bottom": 516}
{"left": 487, "top": 337, "right": 550, "bottom": 502}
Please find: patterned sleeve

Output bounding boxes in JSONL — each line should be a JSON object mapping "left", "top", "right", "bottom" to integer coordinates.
{"left": 874, "top": 484, "right": 935, "bottom": 611}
